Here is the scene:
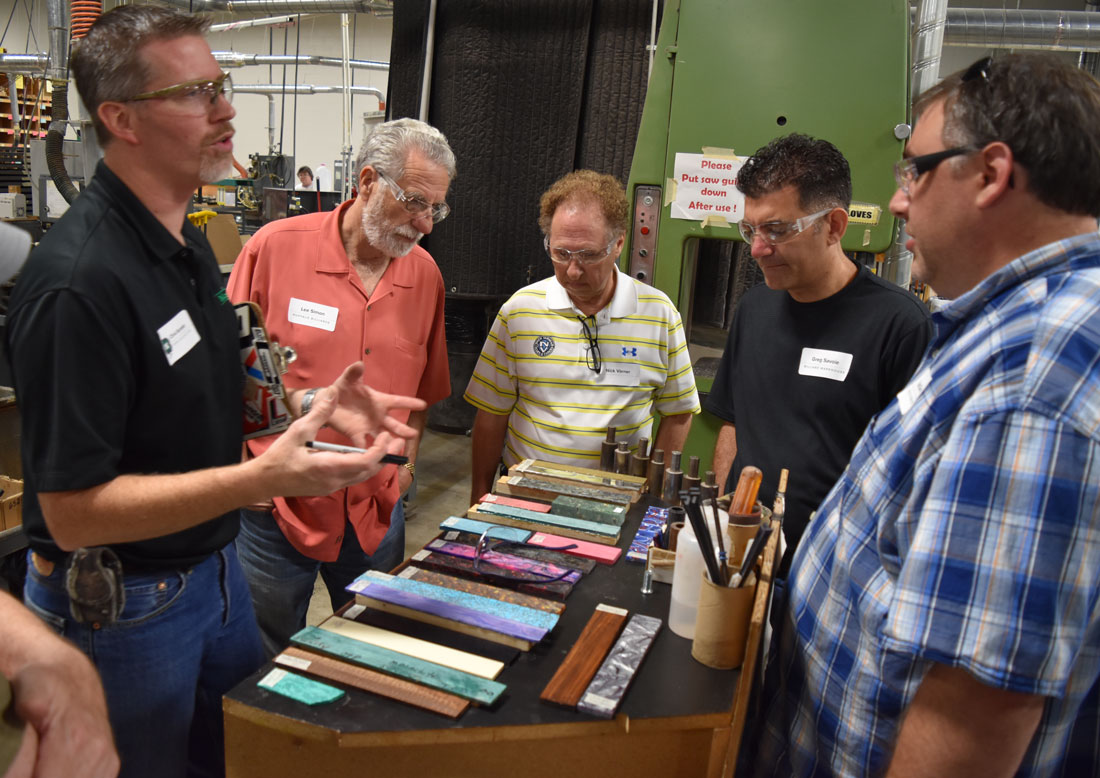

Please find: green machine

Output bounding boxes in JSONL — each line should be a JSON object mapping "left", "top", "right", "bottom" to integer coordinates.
{"left": 623, "top": 0, "right": 911, "bottom": 473}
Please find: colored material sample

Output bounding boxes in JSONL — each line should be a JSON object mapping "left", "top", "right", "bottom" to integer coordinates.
{"left": 550, "top": 494, "right": 628, "bottom": 526}
{"left": 318, "top": 615, "right": 505, "bottom": 679}
{"left": 409, "top": 548, "right": 576, "bottom": 602}
{"left": 479, "top": 493, "right": 553, "bottom": 513}
{"left": 257, "top": 667, "right": 345, "bottom": 706}
{"left": 275, "top": 646, "right": 469, "bottom": 718}
{"left": 541, "top": 604, "right": 629, "bottom": 708}
{"left": 496, "top": 474, "right": 634, "bottom": 506}
{"left": 577, "top": 613, "right": 663, "bottom": 718}
{"left": 439, "top": 516, "right": 533, "bottom": 543}
{"left": 526, "top": 531, "right": 623, "bottom": 564}
{"left": 402, "top": 566, "right": 566, "bottom": 614}
{"left": 291, "top": 626, "right": 507, "bottom": 705}
{"left": 439, "top": 528, "right": 598, "bottom": 574}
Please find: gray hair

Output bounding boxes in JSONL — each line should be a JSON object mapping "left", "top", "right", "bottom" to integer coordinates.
{"left": 355, "top": 118, "right": 457, "bottom": 182}
{"left": 70, "top": 5, "right": 210, "bottom": 146}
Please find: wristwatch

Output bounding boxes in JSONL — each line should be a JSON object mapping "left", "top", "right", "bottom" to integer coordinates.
{"left": 403, "top": 462, "right": 416, "bottom": 477}
{"left": 299, "top": 387, "right": 319, "bottom": 416}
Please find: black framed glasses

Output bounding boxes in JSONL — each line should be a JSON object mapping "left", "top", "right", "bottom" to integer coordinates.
{"left": 893, "top": 147, "right": 977, "bottom": 195}
{"left": 578, "top": 315, "right": 601, "bottom": 374}
{"left": 375, "top": 170, "right": 450, "bottom": 223}
{"left": 470, "top": 527, "right": 580, "bottom": 584}
{"left": 128, "top": 72, "right": 232, "bottom": 114}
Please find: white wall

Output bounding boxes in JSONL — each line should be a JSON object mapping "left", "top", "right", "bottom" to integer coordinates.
{"left": 0, "top": 2, "right": 392, "bottom": 179}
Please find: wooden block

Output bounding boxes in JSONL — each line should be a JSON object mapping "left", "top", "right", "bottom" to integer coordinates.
{"left": 496, "top": 474, "right": 635, "bottom": 506}
{"left": 576, "top": 613, "right": 663, "bottom": 718}
{"left": 401, "top": 567, "right": 566, "bottom": 615}
{"left": 275, "top": 646, "right": 470, "bottom": 718}
{"left": 438, "top": 529, "right": 597, "bottom": 574}
{"left": 346, "top": 577, "right": 547, "bottom": 651}
{"left": 360, "top": 570, "right": 559, "bottom": 631}
{"left": 471, "top": 504, "right": 621, "bottom": 547}
{"left": 407, "top": 548, "right": 575, "bottom": 602}
{"left": 550, "top": 495, "right": 628, "bottom": 526}
{"left": 540, "top": 604, "right": 629, "bottom": 708}
{"left": 526, "top": 530, "right": 623, "bottom": 565}
{"left": 318, "top": 615, "right": 505, "bottom": 679}
{"left": 439, "top": 516, "right": 533, "bottom": 543}
{"left": 475, "top": 502, "right": 621, "bottom": 539}
{"left": 479, "top": 493, "right": 552, "bottom": 513}
{"left": 512, "top": 458, "right": 645, "bottom": 491}
{"left": 290, "top": 626, "right": 507, "bottom": 706}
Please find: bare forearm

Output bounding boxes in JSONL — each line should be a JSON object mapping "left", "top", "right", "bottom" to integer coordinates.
{"left": 654, "top": 412, "right": 693, "bottom": 457}
{"left": 0, "top": 591, "right": 67, "bottom": 679}
{"left": 886, "top": 664, "right": 1044, "bottom": 778}
{"left": 470, "top": 410, "right": 510, "bottom": 505}
{"left": 712, "top": 422, "right": 737, "bottom": 494}
{"left": 404, "top": 409, "right": 427, "bottom": 464}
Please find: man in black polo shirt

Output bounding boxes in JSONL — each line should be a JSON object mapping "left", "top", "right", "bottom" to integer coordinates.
{"left": 5, "top": 7, "right": 423, "bottom": 778}
{"left": 706, "top": 134, "right": 931, "bottom": 576}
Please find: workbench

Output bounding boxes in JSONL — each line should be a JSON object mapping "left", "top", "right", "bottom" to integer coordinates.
{"left": 223, "top": 503, "right": 776, "bottom": 778}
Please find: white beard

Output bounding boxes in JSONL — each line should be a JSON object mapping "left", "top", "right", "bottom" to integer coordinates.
{"left": 361, "top": 189, "right": 423, "bottom": 258}
{"left": 199, "top": 151, "right": 234, "bottom": 186}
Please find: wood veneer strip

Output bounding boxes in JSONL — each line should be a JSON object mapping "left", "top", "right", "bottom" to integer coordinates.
{"left": 540, "top": 604, "right": 629, "bottom": 708}
{"left": 474, "top": 502, "right": 621, "bottom": 537}
{"left": 439, "top": 529, "right": 597, "bottom": 574}
{"left": 495, "top": 474, "right": 634, "bottom": 507}
{"left": 347, "top": 577, "right": 546, "bottom": 649}
{"left": 401, "top": 567, "right": 566, "bottom": 615}
{"left": 275, "top": 646, "right": 470, "bottom": 718}
{"left": 360, "top": 570, "right": 559, "bottom": 631}
{"left": 512, "top": 458, "right": 646, "bottom": 490}
{"left": 408, "top": 548, "right": 575, "bottom": 602}
{"left": 290, "top": 626, "right": 507, "bottom": 706}
{"left": 576, "top": 613, "right": 663, "bottom": 719}
{"left": 318, "top": 615, "right": 505, "bottom": 679}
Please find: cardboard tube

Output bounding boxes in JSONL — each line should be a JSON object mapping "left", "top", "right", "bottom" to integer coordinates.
{"left": 691, "top": 568, "right": 755, "bottom": 669}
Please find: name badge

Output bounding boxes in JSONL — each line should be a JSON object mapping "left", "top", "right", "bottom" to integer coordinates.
{"left": 798, "top": 347, "right": 853, "bottom": 382}
{"left": 599, "top": 362, "right": 641, "bottom": 386}
{"left": 288, "top": 297, "right": 338, "bottom": 331}
{"left": 896, "top": 366, "right": 932, "bottom": 415}
{"left": 158, "top": 309, "right": 200, "bottom": 366}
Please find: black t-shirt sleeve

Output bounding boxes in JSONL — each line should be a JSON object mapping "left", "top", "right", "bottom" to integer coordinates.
{"left": 8, "top": 286, "right": 133, "bottom": 492}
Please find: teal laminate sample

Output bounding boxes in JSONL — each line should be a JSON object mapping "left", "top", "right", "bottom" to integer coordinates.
{"left": 361, "top": 571, "right": 559, "bottom": 631}
{"left": 475, "top": 502, "right": 620, "bottom": 538}
{"left": 291, "top": 626, "right": 507, "bottom": 706}
{"left": 440, "top": 516, "right": 533, "bottom": 543}
{"left": 257, "top": 668, "right": 345, "bottom": 706}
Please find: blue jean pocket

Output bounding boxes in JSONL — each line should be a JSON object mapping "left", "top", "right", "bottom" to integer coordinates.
{"left": 110, "top": 571, "right": 188, "bottom": 629}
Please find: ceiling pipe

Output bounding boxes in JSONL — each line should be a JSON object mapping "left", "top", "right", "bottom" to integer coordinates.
{"left": 211, "top": 13, "right": 305, "bottom": 32}
{"left": 0, "top": 54, "right": 50, "bottom": 73}
{"left": 234, "top": 83, "right": 384, "bottom": 100}
{"left": 940, "top": 8, "right": 1100, "bottom": 51}
{"left": 213, "top": 51, "right": 388, "bottom": 72}
{"left": 156, "top": 0, "right": 390, "bottom": 13}
{"left": 418, "top": 0, "right": 437, "bottom": 122}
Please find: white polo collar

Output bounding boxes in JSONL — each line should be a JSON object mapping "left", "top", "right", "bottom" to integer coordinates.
{"left": 543, "top": 268, "right": 638, "bottom": 324}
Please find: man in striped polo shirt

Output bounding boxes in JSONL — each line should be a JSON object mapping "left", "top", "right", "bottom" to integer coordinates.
{"left": 464, "top": 171, "right": 700, "bottom": 502}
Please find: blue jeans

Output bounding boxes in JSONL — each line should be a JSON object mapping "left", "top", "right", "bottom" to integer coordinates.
{"left": 22, "top": 544, "right": 264, "bottom": 778}
{"left": 235, "top": 499, "right": 405, "bottom": 657}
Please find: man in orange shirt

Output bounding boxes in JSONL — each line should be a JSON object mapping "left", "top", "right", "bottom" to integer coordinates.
{"left": 228, "top": 118, "right": 454, "bottom": 655}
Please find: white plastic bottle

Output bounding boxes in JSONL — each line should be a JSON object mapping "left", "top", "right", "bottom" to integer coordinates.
{"left": 668, "top": 506, "right": 729, "bottom": 639}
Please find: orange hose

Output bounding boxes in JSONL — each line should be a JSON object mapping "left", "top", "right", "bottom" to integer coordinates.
{"left": 71, "top": 0, "right": 102, "bottom": 41}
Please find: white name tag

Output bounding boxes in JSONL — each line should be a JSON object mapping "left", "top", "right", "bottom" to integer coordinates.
{"left": 287, "top": 297, "right": 338, "bottom": 331}
{"left": 896, "top": 366, "right": 932, "bottom": 415}
{"left": 157, "top": 309, "right": 200, "bottom": 366}
{"left": 599, "top": 362, "right": 642, "bottom": 386}
{"left": 798, "top": 347, "right": 853, "bottom": 382}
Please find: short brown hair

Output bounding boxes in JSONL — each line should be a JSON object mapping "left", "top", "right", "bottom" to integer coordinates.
{"left": 538, "top": 170, "right": 629, "bottom": 238}
{"left": 70, "top": 5, "right": 210, "bottom": 145}
{"left": 916, "top": 53, "right": 1100, "bottom": 217}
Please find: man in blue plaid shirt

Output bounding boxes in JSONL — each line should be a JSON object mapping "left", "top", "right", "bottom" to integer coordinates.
{"left": 752, "top": 53, "right": 1100, "bottom": 777}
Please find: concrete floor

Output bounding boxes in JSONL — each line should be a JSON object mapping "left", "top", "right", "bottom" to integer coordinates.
{"left": 305, "top": 425, "right": 474, "bottom": 625}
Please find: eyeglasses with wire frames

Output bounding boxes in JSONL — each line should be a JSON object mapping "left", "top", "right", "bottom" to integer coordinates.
{"left": 127, "top": 72, "right": 233, "bottom": 113}
{"left": 375, "top": 170, "right": 451, "bottom": 224}
{"left": 543, "top": 235, "right": 619, "bottom": 265}
{"left": 893, "top": 147, "right": 978, "bottom": 196}
{"left": 577, "top": 315, "right": 602, "bottom": 374}
{"left": 738, "top": 207, "right": 833, "bottom": 247}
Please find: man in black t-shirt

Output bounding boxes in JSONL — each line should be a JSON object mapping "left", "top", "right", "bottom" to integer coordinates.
{"left": 5, "top": 7, "right": 424, "bottom": 778}
{"left": 706, "top": 134, "right": 930, "bottom": 574}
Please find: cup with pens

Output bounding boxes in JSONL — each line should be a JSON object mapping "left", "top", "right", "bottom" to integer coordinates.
{"left": 684, "top": 467, "right": 772, "bottom": 670}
